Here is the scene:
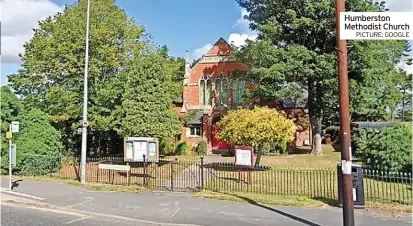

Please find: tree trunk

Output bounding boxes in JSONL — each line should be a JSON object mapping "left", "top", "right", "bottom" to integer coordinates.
{"left": 310, "top": 114, "right": 323, "bottom": 156}
{"left": 255, "top": 146, "right": 262, "bottom": 167}
{"left": 307, "top": 80, "right": 323, "bottom": 156}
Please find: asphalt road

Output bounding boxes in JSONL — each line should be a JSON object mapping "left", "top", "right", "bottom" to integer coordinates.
{"left": 1, "top": 203, "right": 152, "bottom": 226}
{"left": 1, "top": 179, "right": 411, "bottom": 226}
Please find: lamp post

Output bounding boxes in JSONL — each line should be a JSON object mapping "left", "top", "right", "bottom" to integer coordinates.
{"left": 80, "top": 0, "right": 91, "bottom": 185}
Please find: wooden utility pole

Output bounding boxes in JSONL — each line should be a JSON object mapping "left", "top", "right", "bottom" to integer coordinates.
{"left": 335, "top": 0, "right": 355, "bottom": 226}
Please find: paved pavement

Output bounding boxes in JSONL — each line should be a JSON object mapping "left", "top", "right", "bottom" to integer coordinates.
{"left": 1, "top": 178, "right": 411, "bottom": 226}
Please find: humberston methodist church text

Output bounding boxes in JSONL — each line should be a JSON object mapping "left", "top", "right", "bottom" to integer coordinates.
{"left": 344, "top": 15, "right": 410, "bottom": 30}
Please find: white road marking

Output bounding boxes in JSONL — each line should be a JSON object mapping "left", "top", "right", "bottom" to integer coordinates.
{"left": 0, "top": 190, "right": 45, "bottom": 200}
{"left": 219, "top": 211, "right": 244, "bottom": 216}
{"left": 67, "top": 197, "right": 94, "bottom": 208}
{"left": 64, "top": 215, "right": 93, "bottom": 225}
{"left": 1, "top": 201, "right": 86, "bottom": 217}
{"left": 3, "top": 199, "right": 202, "bottom": 226}
{"left": 171, "top": 208, "right": 181, "bottom": 218}
{"left": 184, "top": 207, "right": 199, "bottom": 211}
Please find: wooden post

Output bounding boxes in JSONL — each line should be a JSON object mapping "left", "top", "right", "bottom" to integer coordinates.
{"left": 238, "top": 168, "right": 242, "bottom": 183}
{"left": 335, "top": 0, "right": 355, "bottom": 225}
{"left": 127, "top": 162, "right": 130, "bottom": 186}
{"left": 96, "top": 163, "right": 99, "bottom": 183}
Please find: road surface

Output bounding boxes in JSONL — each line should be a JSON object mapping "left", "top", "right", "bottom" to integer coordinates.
{"left": 1, "top": 178, "right": 411, "bottom": 226}
{"left": 1, "top": 203, "right": 154, "bottom": 226}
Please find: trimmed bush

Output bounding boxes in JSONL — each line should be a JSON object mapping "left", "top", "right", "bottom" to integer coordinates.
{"left": 159, "top": 139, "right": 177, "bottom": 156}
{"left": 197, "top": 140, "right": 207, "bottom": 156}
{"left": 354, "top": 123, "right": 412, "bottom": 173}
{"left": 21, "top": 154, "right": 62, "bottom": 176}
{"left": 325, "top": 126, "right": 340, "bottom": 141}
{"left": 176, "top": 141, "right": 190, "bottom": 155}
{"left": 12, "top": 109, "right": 63, "bottom": 174}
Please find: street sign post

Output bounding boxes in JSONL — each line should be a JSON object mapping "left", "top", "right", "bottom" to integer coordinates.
{"left": 11, "top": 144, "right": 16, "bottom": 167}
{"left": 8, "top": 121, "right": 19, "bottom": 191}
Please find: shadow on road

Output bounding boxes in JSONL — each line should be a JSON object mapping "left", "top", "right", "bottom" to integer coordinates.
{"left": 224, "top": 193, "right": 322, "bottom": 226}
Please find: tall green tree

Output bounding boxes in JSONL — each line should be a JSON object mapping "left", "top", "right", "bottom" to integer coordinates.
{"left": 8, "top": 0, "right": 146, "bottom": 155}
{"left": 117, "top": 49, "right": 181, "bottom": 140}
{"left": 233, "top": 0, "right": 410, "bottom": 155}
{"left": 349, "top": 40, "right": 410, "bottom": 121}
{"left": 1, "top": 86, "right": 22, "bottom": 173}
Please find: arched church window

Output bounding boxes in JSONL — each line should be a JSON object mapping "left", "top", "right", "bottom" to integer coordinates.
{"left": 199, "top": 75, "right": 212, "bottom": 105}
{"left": 215, "top": 75, "right": 229, "bottom": 106}
{"left": 231, "top": 79, "right": 246, "bottom": 106}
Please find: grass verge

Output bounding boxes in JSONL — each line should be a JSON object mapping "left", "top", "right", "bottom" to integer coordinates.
{"left": 192, "top": 190, "right": 329, "bottom": 208}
{"left": 193, "top": 190, "right": 412, "bottom": 217}
{"left": 2, "top": 175, "right": 147, "bottom": 193}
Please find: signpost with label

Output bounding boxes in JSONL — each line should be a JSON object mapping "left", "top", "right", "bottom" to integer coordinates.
{"left": 8, "top": 121, "right": 19, "bottom": 191}
{"left": 234, "top": 145, "right": 254, "bottom": 185}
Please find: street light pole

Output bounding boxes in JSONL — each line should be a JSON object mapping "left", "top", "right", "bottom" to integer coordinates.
{"left": 335, "top": 0, "right": 355, "bottom": 225}
{"left": 80, "top": 0, "right": 91, "bottom": 185}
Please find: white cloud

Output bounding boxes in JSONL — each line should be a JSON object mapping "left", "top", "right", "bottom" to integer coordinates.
{"left": 384, "top": 0, "right": 412, "bottom": 12}
{"left": 401, "top": 60, "right": 413, "bottom": 75}
{"left": 193, "top": 43, "right": 213, "bottom": 60}
{"left": 228, "top": 33, "right": 258, "bottom": 47}
{"left": 1, "top": 0, "right": 63, "bottom": 64}
{"left": 233, "top": 9, "right": 250, "bottom": 32}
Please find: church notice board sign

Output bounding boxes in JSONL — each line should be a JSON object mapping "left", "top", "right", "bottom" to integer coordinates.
{"left": 234, "top": 145, "right": 254, "bottom": 168}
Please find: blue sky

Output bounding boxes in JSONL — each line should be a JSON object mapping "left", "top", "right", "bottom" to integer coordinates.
{"left": 1, "top": 0, "right": 412, "bottom": 85}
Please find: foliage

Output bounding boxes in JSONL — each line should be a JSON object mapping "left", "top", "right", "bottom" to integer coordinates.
{"left": 233, "top": 0, "right": 410, "bottom": 155}
{"left": 197, "top": 140, "right": 207, "bottom": 156}
{"left": 8, "top": 0, "right": 184, "bottom": 157}
{"left": 325, "top": 126, "right": 340, "bottom": 141}
{"left": 7, "top": 0, "right": 146, "bottom": 155}
{"left": 159, "top": 139, "right": 177, "bottom": 156}
{"left": 178, "top": 110, "right": 202, "bottom": 126}
{"left": 20, "top": 154, "right": 63, "bottom": 176}
{"left": 118, "top": 51, "right": 181, "bottom": 140}
{"left": 1, "top": 108, "right": 63, "bottom": 174}
{"left": 349, "top": 40, "right": 410, "bottom": 121}
{"left": 176, "top": 141, "right": 190, "bottom": 155}
{"left": 217, "top": 106, "right": 295, "bottom": 165}
{"left": 354, "top": 123, "right": 412, "bottom": 173}
{"left": 1, "top": 86, "right": 23, "bottom": 173}
{"left": 261, "top": 141, "right": 288, "bottom": 156}
{"left": 395, "top": 62, "right": 412, "bottom": 121}
{"left": 14, "top": 109, "right": 63, "bottom": 173}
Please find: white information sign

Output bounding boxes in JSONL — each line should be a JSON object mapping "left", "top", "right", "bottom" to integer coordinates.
{"left": 133, "top": 141, "right": 147, "bottom": 162}
{"left": 353, "top": 188, "right": 357, "bottom": 201}
{"left": 125, "top": 142, "right": 133, "bottom": 159}
{"left": 11, "top": 121, "right": 19, "bottom": 133}
{"left": 235, "top": 149, "right": 252, "bottom": 166}
{"left": 99, "top": 164, "right": 130, "bottom": 171}
{"left": 340, "top": 12, "right": 413, "bottom": 40}
{"left": 149, "top": 142, "right": 156, "bottom": 157}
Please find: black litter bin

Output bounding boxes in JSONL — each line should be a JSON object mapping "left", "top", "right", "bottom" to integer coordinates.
{"left": 337, "top": 164, "right": 365, "bottom": 209}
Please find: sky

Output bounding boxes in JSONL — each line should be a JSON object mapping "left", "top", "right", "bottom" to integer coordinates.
{"left": 1, "top": 0, "right": 412, "bottom": 85}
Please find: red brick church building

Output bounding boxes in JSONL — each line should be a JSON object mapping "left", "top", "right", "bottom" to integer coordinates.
{"left": 174, "top": 38, "right": 311, "bottom": 153}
